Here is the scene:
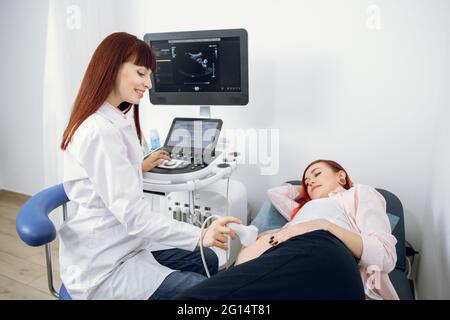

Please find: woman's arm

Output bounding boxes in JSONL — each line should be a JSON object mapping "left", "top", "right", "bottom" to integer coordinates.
{"left": 324, "top": 220, "right": 363, "bottom": 258}
{"left": 267, "top": 184, "right": 303, "bottom": 220}
{"left": 353, "top": 185, "right": 397, "bottom": 273}
{"left": 235, "top": 218, "right": 364, "bottom": 265}
{"left": 142, "top": 150, "right": 170, "bottom": 172}
{"left": 74, "top": 124, "right": 201, "bottom": 250}
{"left": 269, "top": 219, "right": 363, "bottom": 258}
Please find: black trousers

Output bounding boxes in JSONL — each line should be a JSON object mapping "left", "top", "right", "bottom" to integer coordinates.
{"left": 173, "top": 230, "right": 365, "bottom": 300}
{"left": 152, "top": 246, "right": 219, "bottom": 277}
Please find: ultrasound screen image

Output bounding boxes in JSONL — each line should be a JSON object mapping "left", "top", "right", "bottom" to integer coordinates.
{"left": 174, "top": 43, "right": 218, "bottom": 85}
{"left": 151, "top": 37, "right": 241, "bottom": 93}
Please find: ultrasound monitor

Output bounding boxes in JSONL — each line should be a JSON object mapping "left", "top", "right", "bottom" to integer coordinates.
{"left": 144, "top": 29, "right": 248, "bottom": 106}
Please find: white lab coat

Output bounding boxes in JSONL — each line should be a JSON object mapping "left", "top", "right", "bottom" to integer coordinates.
{"left": 60, "top": 102, "right": 201, "bottom": 300}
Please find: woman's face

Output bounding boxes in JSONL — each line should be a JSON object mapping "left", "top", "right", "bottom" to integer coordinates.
{"left": 304, "top": 162, "right": 346, "bottom": 200}
{"left": 114, "top": 61, "right": 152, "bottom": 105}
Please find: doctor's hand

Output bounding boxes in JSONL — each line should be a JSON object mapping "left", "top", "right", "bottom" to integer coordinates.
{"left": 142, "top": 150, "right": 170, "bottom": 172}
{"left": 200, "top": 216, "right": 241, "bottom": 250}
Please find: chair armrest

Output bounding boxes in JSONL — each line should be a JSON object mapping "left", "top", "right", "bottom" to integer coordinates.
{"left": 16, "top": 184, "right": 69, "bottom": 246}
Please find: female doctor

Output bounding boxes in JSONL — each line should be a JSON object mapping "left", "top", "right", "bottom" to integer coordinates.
{"left": 59, "top": 32, "right": 240, "bottom": 300}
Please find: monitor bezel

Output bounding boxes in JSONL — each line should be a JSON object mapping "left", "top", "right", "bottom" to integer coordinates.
{"left": 144, "top": 29, "right": 248, "bottom": 106}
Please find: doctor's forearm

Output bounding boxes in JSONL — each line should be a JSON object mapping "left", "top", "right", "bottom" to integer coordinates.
{"left": 325, "top": 221, "right": 363, "bottom": 259}
{"left": 142, "top": 162, "right": 152, "bottom": 172}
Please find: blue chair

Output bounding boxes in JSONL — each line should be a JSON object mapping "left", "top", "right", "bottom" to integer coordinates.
{"left": 16, "top": 184, "right": 72, "bottom": 300}
{"left": 251, "top": 181, "right": 415, "bottom": 300}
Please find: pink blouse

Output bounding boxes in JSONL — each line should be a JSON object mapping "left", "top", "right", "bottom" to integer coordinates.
{"left": 267, "top": 183, "right": 399, "bottom": 300}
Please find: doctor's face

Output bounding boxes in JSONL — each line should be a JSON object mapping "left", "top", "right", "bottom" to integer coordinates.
{"left": 114, "top": 61, "right": 152, "bottom": 105}
{"left": 304, "top": 162, "right": 346, "bottom": 200}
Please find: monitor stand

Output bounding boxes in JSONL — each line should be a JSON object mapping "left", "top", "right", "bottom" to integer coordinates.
{"left": 199, "top": 105, "right": 211, "bottom": 118}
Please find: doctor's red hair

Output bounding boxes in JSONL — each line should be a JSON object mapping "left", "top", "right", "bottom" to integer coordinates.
{"left": 61, "top": 32, "right": 156, "bottom": 150}
{"left": 290, "top": 160, "right": 353, "bottom": 220}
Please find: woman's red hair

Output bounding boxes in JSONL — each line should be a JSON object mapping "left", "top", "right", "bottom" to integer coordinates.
{"left": 290, "top": 159, "right": 353, "bottom": 220}
{"left": 61, "top": 32, "right": 156, "bottom": 150}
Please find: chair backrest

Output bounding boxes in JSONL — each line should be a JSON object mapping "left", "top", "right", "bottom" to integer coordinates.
{"left": 16, "top": 184, "right": 69, "bottom": 247}
{"left": 373, "top": 188, "right": 406, "bottom": 271}
{"left": 285, "top": 181, "right": 406, "bottom": 271}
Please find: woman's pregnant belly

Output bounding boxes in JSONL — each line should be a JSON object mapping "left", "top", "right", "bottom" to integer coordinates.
{"left": 235, "top": 233, "right": 276, "bottom": 265}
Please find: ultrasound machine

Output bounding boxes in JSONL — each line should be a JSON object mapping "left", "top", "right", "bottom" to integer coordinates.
{"left": 142, "top": 29, "right": 249, "bottom": 268}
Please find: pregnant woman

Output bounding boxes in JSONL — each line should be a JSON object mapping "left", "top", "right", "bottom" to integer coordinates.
{"left": 174, "top": 160, "right": 399, "bottom": 300}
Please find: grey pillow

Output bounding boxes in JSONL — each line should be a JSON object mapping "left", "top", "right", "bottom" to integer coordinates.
{"left": 387, "top": 213, "right": 400, "bottom": 232}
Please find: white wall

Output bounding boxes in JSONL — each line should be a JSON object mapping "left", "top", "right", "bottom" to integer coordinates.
{"left": 0, "top": 0, "right": 449, "bottom": 298}
{"left": 0, "top": 0, "right": 48, "bottom": 195}
{"left": 418, "top": 98, "right": 450, "bottom": 299}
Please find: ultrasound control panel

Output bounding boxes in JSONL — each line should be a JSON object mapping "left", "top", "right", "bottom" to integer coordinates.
{"left": 157, "top": 159, "right": 191, "bottom": 169}
{"left": 151, "top": 149, "right": 222, "bottom": 174}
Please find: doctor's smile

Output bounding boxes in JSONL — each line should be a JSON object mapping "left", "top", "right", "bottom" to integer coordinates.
{"left": 135, "top": 88, "right": 145, "bottom": 98}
